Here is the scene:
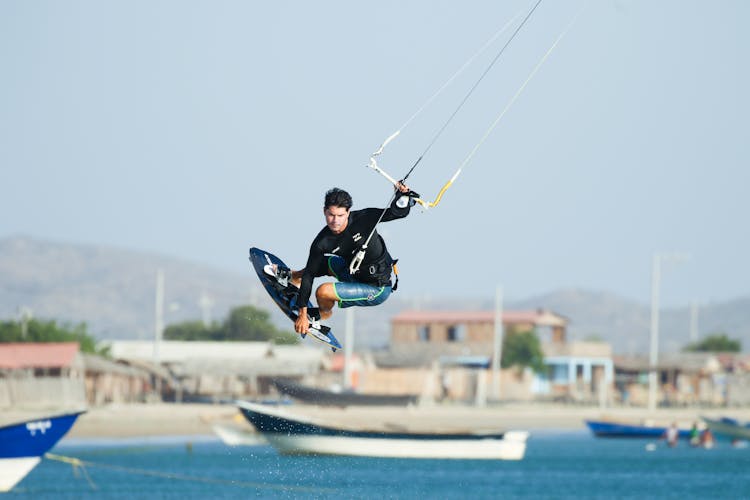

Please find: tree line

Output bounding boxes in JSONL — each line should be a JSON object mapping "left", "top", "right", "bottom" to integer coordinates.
{"left": 0, "top": 318, "right": 107, "bottom": 355}
{"left": 163, "top": 304, "right": 298, "bottom": 344}
{"left": 0, "top": 304, "right": 298, "bottom": 351}
{"left": 0, "top": 306, "right": 740, "bottom": 368}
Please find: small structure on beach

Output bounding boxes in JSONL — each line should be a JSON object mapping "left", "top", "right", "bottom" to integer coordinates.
{"left": 82, "top": 353, "right": 151, "bottom": 405}
{"left": 0, "top": 342, "right": 152, "bottom": 409}
{"left": 614, "top": 352, "right": 730, "bottom": 407}
{"left": 0, "top": 342, "right": 85, "bottom": 409}
{"left": 108, "top": 340, "right": 326, "bottom": 401}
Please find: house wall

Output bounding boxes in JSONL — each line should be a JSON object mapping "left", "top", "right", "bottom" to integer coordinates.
{"left": 393, "top": 319, "right": 562, "bottom": 345}
{"left": 392, "top": 322, "right": 498, "bottom": 343}
{"left": 0, "top": 376, "right": 86, "bottom": 409}
{"left": 356, "top": 366, "right": 534, "bottom": 402}
{"left": 358, "top": 368, "right": 435, "bottom": 396}
{"left": 85, "top": 374, "right": 148, "bottom": 405}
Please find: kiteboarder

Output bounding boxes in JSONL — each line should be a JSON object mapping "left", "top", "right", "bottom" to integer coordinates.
{"left": 267, "top": 183, "right": 416, "bottom": 335}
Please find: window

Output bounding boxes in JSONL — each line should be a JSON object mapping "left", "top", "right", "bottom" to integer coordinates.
{"left": 418, "top": 325, "right": 430, "bottom": 341}
{"left": 447, "top": 324, "right": 466, "bottom": 342}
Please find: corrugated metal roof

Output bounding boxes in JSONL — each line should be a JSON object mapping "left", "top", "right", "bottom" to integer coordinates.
{"left": 614, "top": 353, "right": 721, "bottom": 373}
{"left": 108, "top": 340, "right": 275, "bottom": 362}
{"left": 391, "top": 309, "right": 568, "bottom": 326}
{"left": 108, "top": 341, "right": 327, "bottom": 377}
{"left": 0, "top": 342, "right": 80, "bottom": 369}
{"left": 81, "top": 353, "right": 150, "bottom": 378}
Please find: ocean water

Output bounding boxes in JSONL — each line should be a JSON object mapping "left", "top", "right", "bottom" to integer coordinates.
{"left": 9, "top": 431, "right": 750, "bottom": 499}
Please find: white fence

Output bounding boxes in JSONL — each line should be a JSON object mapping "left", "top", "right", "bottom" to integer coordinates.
{"left": 0, "top": 377, "right": 86, "bottom": 410}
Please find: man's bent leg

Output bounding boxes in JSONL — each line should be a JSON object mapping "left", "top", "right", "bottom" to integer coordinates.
{"left": 333, "top": 282, "right": 392, "bottom": 309}
{"left": 315, "top": 283, "right": 339, "bottom": 320}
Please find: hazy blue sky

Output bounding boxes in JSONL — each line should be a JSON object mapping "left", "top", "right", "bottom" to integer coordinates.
{"left": 1, "top": 0, "right": 748, "bottom": 307}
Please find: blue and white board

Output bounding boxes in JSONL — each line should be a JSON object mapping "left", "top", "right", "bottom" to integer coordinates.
{"left": 249, "top": 247, "right": 342, "bottom": 351}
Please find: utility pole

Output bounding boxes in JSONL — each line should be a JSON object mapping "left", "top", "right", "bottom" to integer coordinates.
{"left": 491, "top": 285, "right": 504, "bottom": 401}
{"left": 344, "top": 308, "right": 355, "bottom": 390}
{"left": 648, "top": 255, "right": 661, "bottom": 413}
{"left": 18, "top": 307, "right": 33, "bottom": 339}
{"left": 689, "top": 301, "right": 699, "bottom": 343}
{"left": 199, "top": 291, "right": 214, "bottom": 328}
{"left": 154, "top": 268, "right": 165, "bottom": 397}
{"left": 648, "top": 253, "right": 689, "bottom": 412}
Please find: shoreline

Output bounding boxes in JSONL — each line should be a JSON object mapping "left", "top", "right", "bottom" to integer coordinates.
{"left": 4, "top": 402, "right": 750, "bottom": 438}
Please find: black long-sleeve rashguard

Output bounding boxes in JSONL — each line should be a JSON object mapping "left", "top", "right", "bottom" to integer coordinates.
{"left": 297, "top": 196, "right": 411, "bottom": 307}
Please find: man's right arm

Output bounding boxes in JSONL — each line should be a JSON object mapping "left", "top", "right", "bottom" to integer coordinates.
{"left": 295, "top": 241, "right": 324, "bottom": 333}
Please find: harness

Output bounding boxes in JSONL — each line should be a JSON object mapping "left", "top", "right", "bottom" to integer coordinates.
{"left": 355, "top": 235, "right": 399, "bottom": 290}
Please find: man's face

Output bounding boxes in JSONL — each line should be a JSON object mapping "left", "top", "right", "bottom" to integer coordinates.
{"left": 324, "top": 205, "right": 349, "bottom": 234}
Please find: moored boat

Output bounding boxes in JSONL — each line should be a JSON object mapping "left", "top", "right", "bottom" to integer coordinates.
{"left": 702, "top": 416, "right": 750, "bottom": 441}
{"left": 237, "top": 401, "right": 528, "bottom": 460}
{"left": 0, "top": 410, "right": 85, "bottom": 492}
{"left": 585, "top": 419, "right": 691, "bottom": 439}
{"left": 271, "top": 378, "right": 418, "bottom": 407}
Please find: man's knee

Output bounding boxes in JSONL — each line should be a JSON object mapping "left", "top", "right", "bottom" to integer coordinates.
{"left": 316, "top": 283, "right": 339, "bottom": 303}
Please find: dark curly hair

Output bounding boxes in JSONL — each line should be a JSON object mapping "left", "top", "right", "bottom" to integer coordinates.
{"left": 324, "top": 188, "right": 353, "bottom": 210}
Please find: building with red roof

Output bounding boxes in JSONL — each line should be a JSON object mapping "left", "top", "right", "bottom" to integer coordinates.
{"left": 0, "top": 342, "right": 81, "bottom": 373}
{"left": 374, "top": 308, "right": 613, "bottom": 403}
{"left": 391, "top": 309, "right": 569, "bottom": 344}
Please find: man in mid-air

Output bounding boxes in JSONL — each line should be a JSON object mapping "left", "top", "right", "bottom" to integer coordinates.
{"left": 267, "top": 183, "right": 416, "bottom": 334}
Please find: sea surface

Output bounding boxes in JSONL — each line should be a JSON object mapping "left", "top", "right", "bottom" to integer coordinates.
{"left": 9, "top": 431, "right": 750, "bottom": 499}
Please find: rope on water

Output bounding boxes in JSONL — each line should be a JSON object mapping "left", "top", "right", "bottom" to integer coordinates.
{"left": 44, "top": 452, "right": 337, "bottom": 494}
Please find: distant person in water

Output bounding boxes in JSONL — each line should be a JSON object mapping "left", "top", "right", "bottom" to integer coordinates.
{"left": 662, "top": 422, "right": 679, "bottom": 447}
{"left": 689, "top": 422, "right": 700, "bottom": 447}
{"left": 700, "top": 428, "right": 715, "bottom": 449}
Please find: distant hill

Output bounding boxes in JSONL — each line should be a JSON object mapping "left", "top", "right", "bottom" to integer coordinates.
{"left": 512, "top": 290, "right": 750, "bottom": 355}
{"left": 1, "top": 235, "right": 749, "bottom": 354}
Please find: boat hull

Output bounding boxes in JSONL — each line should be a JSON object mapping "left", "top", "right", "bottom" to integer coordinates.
{"left": 238, "top": 401, "right": 527, "bottom": 460}
{"left": 262, "top": 432, "right": 528, "bottom": 460}
{"left": 0, "top": 457, "right": 41, "bottom": 493}
{"left": 211, "top": 423, "right": 266, "bottom": 446}
{"left": 0, "top": 411, "right": 84, "bottom": 492}
{"left": 585, "top": 419, "right": 691, "bottom": 439}
{"left": 702, "top": 417, "right": 750, "bottom": 440}
{"left": 272, "top": 378, "right": 418, "bottom": 407}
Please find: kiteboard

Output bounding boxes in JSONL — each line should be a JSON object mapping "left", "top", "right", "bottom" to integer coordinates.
{"left": 249, "top": 247, "right": 342, "bottom": 352}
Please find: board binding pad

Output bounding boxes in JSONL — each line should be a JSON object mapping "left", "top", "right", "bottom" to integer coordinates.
{"left": 249, "top": 247, "right": 342, "bottom": 352}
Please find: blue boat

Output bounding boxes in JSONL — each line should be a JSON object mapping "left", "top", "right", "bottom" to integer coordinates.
{"left": 585, "top": 419, "right": 691, "bottom": 439}
{"left": 0, "top": 411, "right": 85, "bottom": 492}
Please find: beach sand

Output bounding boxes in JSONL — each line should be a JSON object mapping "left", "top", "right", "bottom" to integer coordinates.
{"left": 5, "top": 402, "right": 750, "bottom": 438}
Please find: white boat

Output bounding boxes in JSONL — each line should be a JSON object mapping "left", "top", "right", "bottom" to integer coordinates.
{"left": 237, "top": 401, "right": 528, "bottom": 460}
{"left": 211, "top": 422, "right": 266, "bottom": 446}
{"left": 0, "top": 411, "right": 84, "bottom": 492}
{"left": 702, "top": 416, "right": 750, "bottom": 441}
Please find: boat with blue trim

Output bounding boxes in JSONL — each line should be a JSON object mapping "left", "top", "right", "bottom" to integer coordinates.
{"left": 237, "top": 401, "right": 528, "bottom": 460}
{"left": 0, "top": 410, "right": 85, "bottom": 492}
{"left": 585, "top": 419, "right": 691, "bottom": 439}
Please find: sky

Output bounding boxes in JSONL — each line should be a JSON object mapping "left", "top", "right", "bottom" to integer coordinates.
{"left": 1, "top": 0, "right": 748, "bottom": 308}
